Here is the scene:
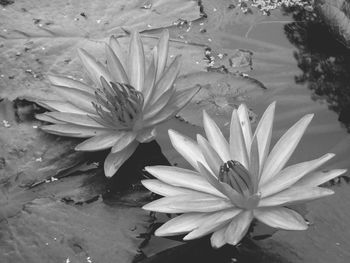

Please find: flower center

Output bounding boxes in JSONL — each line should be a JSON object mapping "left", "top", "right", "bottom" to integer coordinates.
{"left": 92, "top": 79, "right": 144, "bottom": 130}
{"left": 219, "top": 160, "right": 254, "bottom": 196}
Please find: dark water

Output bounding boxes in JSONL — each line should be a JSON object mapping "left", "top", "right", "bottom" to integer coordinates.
{"left": 140, "top": 4, "right": 350, "bottom": 263}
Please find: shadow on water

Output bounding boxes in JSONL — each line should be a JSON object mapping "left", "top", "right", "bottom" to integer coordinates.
{"left": 283, "top": 5, "right": 350, "bottom": 132}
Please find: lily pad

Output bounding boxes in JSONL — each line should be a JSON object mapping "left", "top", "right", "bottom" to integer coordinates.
{"left": 0, "top": 0, "right": 201, "bottom": 100}
{"left": 315, "top": 0, "right": 350, "bottom": 48}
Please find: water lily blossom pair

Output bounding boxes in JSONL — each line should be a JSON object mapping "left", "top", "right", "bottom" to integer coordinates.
{"left": 36, "top": 30, "right": 199, "bottom": 177}
{"left": 142, "top": 102, "right": 346, "bottom": 248}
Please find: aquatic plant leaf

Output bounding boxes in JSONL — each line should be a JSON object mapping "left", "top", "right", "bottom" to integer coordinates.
{"left": 0, "top": 0, "right": 201, "bottom": 100}
{"left": 315, "top": 0, "right": 350, "bottom": 48}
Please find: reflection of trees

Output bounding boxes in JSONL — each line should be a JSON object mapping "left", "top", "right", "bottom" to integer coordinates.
{"left": 283, "top": 5, "right": 350, "bottom": 132}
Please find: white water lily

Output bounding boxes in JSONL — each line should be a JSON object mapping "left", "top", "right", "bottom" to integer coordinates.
{"left": 142, "top": 102, "right": 346, "bottom": 248}
{"left": 36, "top": 30, "right": 199, "bottom": 178}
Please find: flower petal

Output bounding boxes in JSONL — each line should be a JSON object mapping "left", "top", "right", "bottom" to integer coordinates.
{"left": 155, "top": 213, "right": 210, "bottom": 237}
{"left": 156, "top": 29, "right": 169, "bottom": 80}
{"left": 75, "top": 132, "right": 126, "bottom": 151}
{"left": 147, "top": 55, "right": 180, "bottom": 106}
{"left": 136, "top": 128, "right": 157, "bottom": 143}
{"left": 36, "top": 113, "right": 65, "bottom": 124}
{"left": 237, "top": 104, "right": 253, "bottom": 153}
{"left": 109, "top": 35, "right": 126, "bottom": 69}
{"left": 229, "top": 109, "right": 249, "bottom": 168}
{"left": 203, "top": 110, "right": 231, "bottom": 163}
{"left": 254, "top": 101, "right": 275, "bottom": 171}
{"left": 225, "top": 210, "right": 253, "bottom": 245}
{"left": 210, "top": 226, "right": 228, "bottom": 248}
{"left": 197, "top": 134, "right": 222, "bottom": 176}
{"left": 41, "top": 124, "right": 110, "bottom": 138}
{"left": 142, "top": 47, "right": 158, "bottom": 107}
{"left": 111, "top": 132, "right": 137, "bottom": 153}
{"left": 52, "top": 85, "right": 97, "bottom": 114}
{"left": 254, "top": 207, "right": 308, "bottom": 230}
{"left": 144, "top": 165, "right": 226, "bottom": 198}
{"left": 142, "top": 85, "right": 200, "bottom": 128}
{"left": 77, "top": 48, "right": 113, "bottom": 86}
{"left": 168, "top": 129, "right": 207, "bottom": 171}
{"left": 128, "top": 31, "right": 145, "bottom": 92}
{"left": 36, "top": 100, "right": 87, "bottom": 114}
{"left": 48, "top": 75, "right": 95, "bottom": 94}
{"left": 183, "top": 209, "right": 242, "bottom": 240}
{"left": 105, "top": 44, "right": 129, "bottom": 84}
{"left": 259, "top": 186, "right": 334, "bottom": 207}
{"left": 260, "top": 153, "right": 335, "bottom": 198}
{"left": 143, "top": 193, "right": 233, "bottom": 213}
{"left": 40, "top": 112, "right": 103, "bottom": 127}
{"left": 249, "top": 136, "right": 260, "bottom": 192}
{"left": 104, "top": 141, "right": 139, "bottom": 177}
{"left": 141, "top": 179, "right": 198, "bottom": 196}
{"left": 295, "top": 169, "right": 347, "bottom": 188}
{"left": 260, "top": 114, "right": 314, "bottom": 185}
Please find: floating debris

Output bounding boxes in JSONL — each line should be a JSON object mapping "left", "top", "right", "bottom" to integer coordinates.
{"left": 45, "top": 176, "right": 58, "bottom": 183}
{"left": 35, "top": 157, "right": 42, "bottom": 162}
{"left": 96, "top": 19, "right": 101, "bottom": 24}
{"left": 2, "top": 120, "right": 10, "bottom": 128}
{"left": 141, "top": 0, "right": 152, "bottom": 9}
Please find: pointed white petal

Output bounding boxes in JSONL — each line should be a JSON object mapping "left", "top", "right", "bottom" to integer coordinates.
{"left": 254, "top": 102, "right": 275, "bottom": 171}
{"left": 168, "top": 129, "right": 207, "bottom": 171}
{"left": 53, "top": 85, "right": 97, "bottom": 114}
{"left": 249, "top": 136, "right": 260, "bottom": 193}
{"left": 183, "top": 209, "right": 242, "bottom": 240}
{"left": 77, "top": 48, "right": 113, "bottom": 86}
{"left": 36, "top": 113, "right": 65, "bottom": 124}
{"left": 48, "top": 75, "right": 95, "bottom": 94}
{"left": 197, "top": 134, "right": 222, "bottom": 176}
{"left": 258, "top": 186, "right": 334, "bottom": 207}
{"left": 260, "top": 153, "right": 335, "bottom": 198}
{"left": 156, "top": 29, "right": 169, "bottom": 80}
{"left": 111, "top": 132, "right": 137, "bottom": 153}
{"left": 225, "top": 210, "right": 253, "bottom": 245}
{"left": 210, "top": 226, "right": 228, "bottom": 248}
{"left": 136, "top": 128, "right": 157, "bottom": 143}
{"left": 143, "top": 193, "right": 233, "bottom": 213}
{"left": 142, "top": 85, "right": 200, "bottom": 128}
{"left": 155, "top": 213, "right": 209, "bottom": 236}
{"left": 109, "top": 35, "right": 126, "bottom": 69}
{"left": 203, "top": 110, "right": 231, "bottom": 163}
{"left": 128, "top": 31, "right": 145, "bottom": 91}
{"left": 237, "top": 104, "right": 253, "bottom": 153}
{"left": 104, "top": 141, "right": 138, "bottom": 177}
{"left": 105, "top": 44, "right": 129, "bottom": 84}
{"left": 295, "top": 169, "right": 347, "bottom": 188}
{"left": 41, "top": 124, "right": 109, "bottom": 138}
{"left": 260, "top": 114, "right": 314, "bottom": 185}
{"left": 141, "top": 179, "right": 198, "bottom": 197}
{"left": 142, "top": 47, "right": 158, "bottom": 108}
{"left": 144, "top": 165, "right": 226, "bottom": 198}
{"left": 75, "top": 132, "right": 127, "bottom": 151}
{"left": 41, "top": 112, "right": 103, "bottom": 127}
{"left": 143, "top": 88, "right": 174, "bottom": 120}
{"left": 254, "top": 207, "right": 308, "bottom": 230}
{"left": 36, "top": 100, "right": 87, "bottom": 114}
{"left": 147, "top": 55, "right": 180, "bottom": 107}
{"left": 229, "top": 109, "right": 249, "bottom": 168}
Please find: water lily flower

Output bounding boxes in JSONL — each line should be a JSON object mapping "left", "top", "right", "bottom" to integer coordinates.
{"left": 36, "top": 30, "right": 199, "bottom": 178}
{"left": 142, "top": 102, "right": 346, "bottom": 248}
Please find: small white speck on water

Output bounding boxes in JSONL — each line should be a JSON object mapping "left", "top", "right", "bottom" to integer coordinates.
{"left": 65, "top": 258, "right": 71, "bottom": 263}
{"left": 35, "top": 157, "right": 42, "bottom": 162}
{"left": 45, "top": 242, "right": 49, "bottom": 246}
{"left": 2, "top": 120, "right": 10, "bottom": 128}
{"left": 53, "top": 237, "right": 57, "bottom": 241}
{"left": 199, "top": 22, "right": 204, "bottom": 26}
{"left": 208, "top": 38, "right": 212, "bottom": 42}
{"left": 79, "top": 78, "right": 84, "bottom": 81}
{"left": 195, "top": 61, "right": 199, "bottom": 64}
{"left": 3, "top": 29, "right": 7, "bottom": 32}
{"left": 218, "top": 53, "right": 224, "bottom": 59}
{"left": 0, "top": 74, "right": 5, "bottom": 78}
{"left": 38, "top": 24, "right": 43, "bottom": 27}
{"left": 213, "top": 8, "right": 217, "bottom": 12}
{"left": 141, "top": 1, "right": 152, "bottom": 9}
{"left": 147, "top": 24, "right": 152, "bottom": 28}
{"left": 336, "top": 242, "right": 340, "bottom": 246}
{"left": 2, "top": 8, "right": 6, "bottom": 11}
{"left": 32, "top": 125, "right": 38, "bottom": 129}
{"left": 74, "top": 18, "right": 79, "bottom": 21}
{"left": 169, "top": 55, "right": 174, "bottom": 58}
{"left": 41, "top": 47, "right": 45, "bottom": 50}
{"left": 86, "top": 256, "right": 92, "bottom": 263}
{"left": 96, "top": 19, "right": 101, "bottom": 24}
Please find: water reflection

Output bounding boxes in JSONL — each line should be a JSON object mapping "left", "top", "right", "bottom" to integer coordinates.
{"left": 283, "top": 5, "right": 350, "bottom": 133}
